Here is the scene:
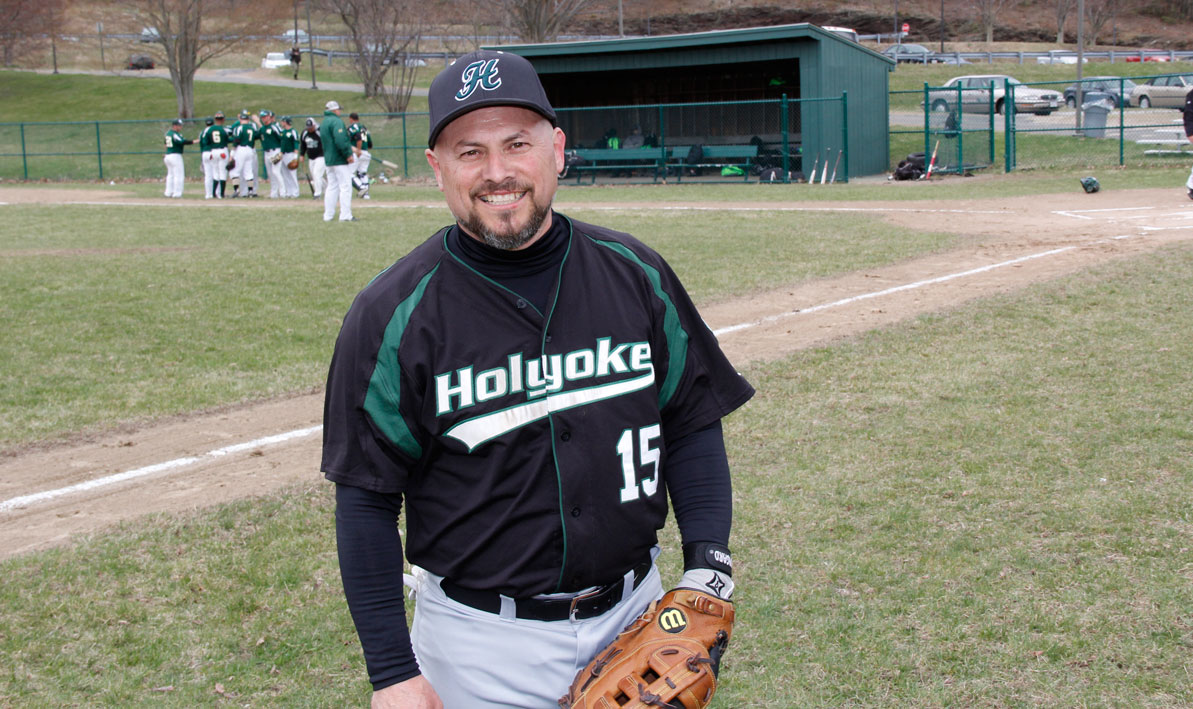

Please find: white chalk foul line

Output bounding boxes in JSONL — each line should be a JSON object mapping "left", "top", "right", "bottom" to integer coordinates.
{"left": 713, "top": 246, "right": 1078, "bottom": 337}
{"left": 0, "top": 425, "right": 323, "bottom": 513}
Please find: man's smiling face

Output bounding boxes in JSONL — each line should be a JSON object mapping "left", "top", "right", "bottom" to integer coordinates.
{"left": 426, "top": 105, "right": 566, "bottom": 250}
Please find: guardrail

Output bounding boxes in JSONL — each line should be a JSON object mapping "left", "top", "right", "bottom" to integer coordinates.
{"left": 915, "top": 49, "right": 1193, "bottom": 64}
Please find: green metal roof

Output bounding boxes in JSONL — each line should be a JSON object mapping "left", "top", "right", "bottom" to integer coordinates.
{"left": 487, "top": 23, "right": 894, "bottom": 65}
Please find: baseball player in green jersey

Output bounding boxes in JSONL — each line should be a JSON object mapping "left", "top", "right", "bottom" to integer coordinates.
{"left": 278, "top": 116, "right": 301, "bottom": 199}
{"left": 260, "top": 110, "right": 286, "bottom": 199}
{"left": 319, "top": 100, "right": 356, "bottom": 221}
{"left": 199, "top": 112, "right": 231, "bottom": 199}
{"left": 163, "top": 119, "right": 194, "bottom": 198}
{"left": 230, "top": 109, "right": 262, "bottom": 198}
{"left": 347, "top": 112, "right": 373, "bottom": 199}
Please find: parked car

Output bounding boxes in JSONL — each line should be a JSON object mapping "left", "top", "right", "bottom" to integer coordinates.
{"left": 1063, "top": 77, "right": 1136, "bottom": 108}
{"left": 1125, "top": 54, "right": 1171, "bottom": 63}
{"left": 277, "top": 28, "right": 308, "bottom": 43}
{"left": 139, "top": 26, "right": 160, "bottom": 43}
{"left": 127, "top": 54, "right": 155, "bottom": 70}
{"left": 927, "top": 74, "right": 1062, "bottom": 115}
{"left": 1129, "top": 74, "right": 1193, "bottom": 108}
{"left": 1036, "top": 49, "right": 1088, "bottom": 65}
{"left": 882, "top": 43, "right": 939, "bottom": 64}
{"left": 262, "top": 52, "right": 290, "bottom": 69}
{"left": 935, "top": 53, "right": 972, "bottom": 65}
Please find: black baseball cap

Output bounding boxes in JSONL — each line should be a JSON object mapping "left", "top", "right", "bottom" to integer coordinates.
{"left": 427, "top": 49, "right": 556, "bottom": 149}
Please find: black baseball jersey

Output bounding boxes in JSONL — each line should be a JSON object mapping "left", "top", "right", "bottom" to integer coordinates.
{"left": 322, "top": 215, "right": 753, "bottom": 597}
{"left": 300, "top": 130, "right": 323, "bottom": 159}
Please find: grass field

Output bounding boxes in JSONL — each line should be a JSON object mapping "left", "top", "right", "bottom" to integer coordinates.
{"left": 2, "top": 183, "right": 1192, "bottom": 705}
{"left": 3, "top": 64, "right": 1193, "bottom": 707}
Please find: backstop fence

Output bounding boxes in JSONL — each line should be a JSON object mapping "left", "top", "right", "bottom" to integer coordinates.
{"left": 0, "top": 94, "right": 848, "bottom": 184}
{"left": 893, "top": 73, "right": 1193, "bottom": 175}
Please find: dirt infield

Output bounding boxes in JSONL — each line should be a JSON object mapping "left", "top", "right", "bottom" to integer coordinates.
{"left": 3, "top": 185, "right": 1192, "bottom": 559}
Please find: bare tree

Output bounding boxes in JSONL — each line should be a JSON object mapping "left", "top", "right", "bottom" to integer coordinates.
{"left": 322, "top": 0, "right": 426, "bottom": 104}
{"left": 974, "top": 0, "right": 1010, "bottom": 43}
{"left": 129, "top": 0, "right": 283, "bottom": 119}
{"left": 0, "top": 0, "right": 48, "bottom": 66}
{"left": 1085, "top": 0, "right": 1116, "bottom": 44}
{"left": 502, "top": 0, "right": 593, "bottom": 43}
{"left": 1054, "top": 0, "right": 1075, "bottom": 43}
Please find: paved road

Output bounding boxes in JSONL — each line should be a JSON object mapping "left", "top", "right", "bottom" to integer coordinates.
{"left": 25, "top": 66, "right": 429, "bottom": 96}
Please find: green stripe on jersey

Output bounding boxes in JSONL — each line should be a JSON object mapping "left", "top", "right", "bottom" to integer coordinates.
{"left": 363, "top": 265, "right": 439, "bottom": 460}
{"left": 586, "top": 237, "right": 688, "bottom": 409}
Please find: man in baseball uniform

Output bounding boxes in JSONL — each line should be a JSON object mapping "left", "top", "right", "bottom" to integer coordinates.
{"left": 205, "top": 111, "right": 231, "bottom": 198}
{"left": 198, "top": 117, "right": 216, "bottom": 199}
{"left": 322, "top": 50, "right": 753, "bottom": 707}
{"left": 299, "top": 118, "right": 325, "bottom": 198}
{"left": 260, "top": 110, "right": 285, "bottom": 199}
{"left": 162, "top": 119, "right": 193, "bottom": 198}
{"left": 278, "top": 116, "right": 301, "bottom": 199}
{"left": 319, "top": 100, "right": 356, "bottom": 222}
{"left": 347, "top": 112, "right": 372, "bottom": 199}
{"left": 230, "top": 109, "right": 262, "bottom": 198}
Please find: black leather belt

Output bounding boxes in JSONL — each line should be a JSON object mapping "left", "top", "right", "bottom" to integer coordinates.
{"left": 440, "top": 560, "right": 651, "bottom": 622}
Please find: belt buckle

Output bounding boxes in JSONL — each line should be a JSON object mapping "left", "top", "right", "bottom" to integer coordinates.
{"left": 568, "top": 587, "right": 603, "bottom": 621}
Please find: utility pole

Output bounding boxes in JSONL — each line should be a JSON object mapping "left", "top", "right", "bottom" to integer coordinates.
{"left": 1076, "top": 0, "right": 1084, "bottom": 131}
{"left": 306, "top": 0, "right": 317, "bottom": 90}
{"left": 939, "top": 0, "right": 945, "bottom": 54}
{"left": 618, "top": 0, "right": 624, "bottom": 37}
{"left": 895, "top": 0, "right": 900, "bottom": 45}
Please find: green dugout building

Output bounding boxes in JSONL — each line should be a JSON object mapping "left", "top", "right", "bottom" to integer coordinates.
{"left": 490, "top": 24, "right": 895, "bottom": 178}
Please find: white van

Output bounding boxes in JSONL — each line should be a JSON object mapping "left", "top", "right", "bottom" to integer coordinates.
{"left": 823, "top": 26, "right": 860, "bottom": 43}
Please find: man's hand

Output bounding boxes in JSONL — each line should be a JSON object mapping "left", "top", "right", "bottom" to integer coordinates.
{"left": 348, "top": 154, "right": 355, "bottom": 164}
{"left": 372, "top": 675, "right": 442, "bottom": 709}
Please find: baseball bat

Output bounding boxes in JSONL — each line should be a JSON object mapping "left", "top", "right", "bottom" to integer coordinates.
{"left": 304, "top": 170, "right": 315, "bottom": 196}
{"left": 921, "top": 140, "right": 941, "bottom": 180}
{"left": 820, "top": 149, "right": 829, "bottom": 184}
{"left": 379, "top": 158, "right": 400, "bottom": 170}
{"left": 809, "top": 154, "right": 819, "bottom": 184}
{"left": 830, "top": 150, "right": 843, "bottom": 184}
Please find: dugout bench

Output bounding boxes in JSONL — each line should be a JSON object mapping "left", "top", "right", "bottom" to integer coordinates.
{"left": 666, "top": 145, "right": 759, "bottom": 182}
{"left": 568, "top": 147, "right": 667, "bottom": 183}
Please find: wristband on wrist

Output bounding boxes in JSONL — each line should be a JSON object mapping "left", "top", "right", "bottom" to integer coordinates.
{"left": 682, "top": 542, "right": 732, "bottom": 576}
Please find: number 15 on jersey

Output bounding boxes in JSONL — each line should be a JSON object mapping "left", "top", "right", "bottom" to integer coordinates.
{"left": 617, "top": 424, "right": 661, "bottom": 503}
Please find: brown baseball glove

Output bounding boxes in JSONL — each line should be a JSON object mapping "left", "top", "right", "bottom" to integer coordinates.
{"left": 559, "top": 588, "right": 734, "bottom": 709}
{"left": 226, "top": 158, "right": 236, "bottom": 170}
{"left": 286, "top": 157, "right": 300, "bottom": 170}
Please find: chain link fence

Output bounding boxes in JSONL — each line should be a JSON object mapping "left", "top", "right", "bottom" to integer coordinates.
{"left": 893, "top": 73, "right": 1193, "bottom": 175}
{"left": 0, "top": 95, "right": 848, "bottom": 185}
{"left": 1003, "top": 74, "right": 1193, "bottom": 172}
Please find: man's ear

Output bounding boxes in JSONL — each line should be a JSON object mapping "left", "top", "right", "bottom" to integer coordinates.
{"left": 552, "top": 127, "right": 566, "bottom": 175}
{"left": 425, "top": 148, "right": 445, "bottom": 191}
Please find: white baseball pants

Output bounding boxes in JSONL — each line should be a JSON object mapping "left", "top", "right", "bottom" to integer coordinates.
{"left": 264, "top": 149, "right": 284, "bottom": 198}
{"left": 163, "top": 153, "right": 184, "bottom": 197}
{"left": 281, "top": 152, "right": 300, "bottom": 197}
{"left": 355, "top": 150, "right": 371, "bottom": 178}
{"left": 410, "top": 563, "right": 662, "bottom": 708}
{"left": 309, "top": 156, "right": 326, "bottom": 197}
{"left": 234, "top": 145, "right": 256, "bottom": 196}
{"left": 324, "top": 163, "right": 355, "bottom": 221}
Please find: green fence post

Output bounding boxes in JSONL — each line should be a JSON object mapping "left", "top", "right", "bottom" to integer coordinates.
{"left": 20, "top": 123, "right": 28, "bottom": 180}
{"left": 841, "top": 91, "right": 849, "bottom": 182}
{"left": 1003, "top": 79, "right": 1014, "bottom": 172}
{"left": 988, "top": 91, "right": 995, "bottom": 166}
{"left": 401, "top": 113, "right": 408, "bottom": 177}
{"left": 96, "top": 121, "right": 104, "bottom": 180}
{"left": 1119, "top": 76, "right": 1125, "bottom": 166}
{"left": 780, "top": 94, "right": 789, "bottom": 180}
{"left": 924, "top": 83, "right": 931, "bottom": 164}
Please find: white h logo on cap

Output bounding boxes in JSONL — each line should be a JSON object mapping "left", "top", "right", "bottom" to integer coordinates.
{"left": 456, "top": 59, "right": 502, "bottom": 101}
